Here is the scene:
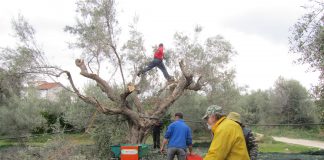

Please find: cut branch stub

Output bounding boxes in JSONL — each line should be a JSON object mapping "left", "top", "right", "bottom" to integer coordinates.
{"left": 75, "top": 59, "right": 88, "bottom": 74}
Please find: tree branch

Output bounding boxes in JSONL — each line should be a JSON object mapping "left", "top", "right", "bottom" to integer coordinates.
{"left": 150, "top": 60, "right": 204, "bottom": 118}
{"left": 151, "top": 60, "right": 194, "bottom": 117}
{"left": 103, "top": 0, "right": 126, "bottom": 89}
{"left": 75, "top": 59, "right": 119, "bottom": 102}
{"left": 54, "top": 70, "right": 122, "bottom": 115}
{"left": 87, "top": 56, "right": 95, "bottom": 74}
{"left": 187, "top": 76, "right": 204, "bottom": 91}
{"left": 179, "top": 60, "right": 193, "bottom": 81}
{"left": 111, "top": 44, "right": 126, "bottom": 89}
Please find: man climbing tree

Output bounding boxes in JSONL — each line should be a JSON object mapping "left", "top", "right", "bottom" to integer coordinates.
{"left": 137, "top": 43, "right": 174, "bottom": 82}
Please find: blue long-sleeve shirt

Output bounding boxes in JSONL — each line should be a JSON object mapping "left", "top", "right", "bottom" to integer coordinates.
{"left": 164, "top": 119, "right": 192, "bottom": 149}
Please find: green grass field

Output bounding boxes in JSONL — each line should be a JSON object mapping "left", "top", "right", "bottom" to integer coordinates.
{"left": 0, "top": 133, "right": 93, "bottom": 149}
{"left": 1, "top": 131, "right": 324, "bottom": 159}
{"left": 1, "top": 133, "right": 322, "bottom": 153}
{"left": 259, "top": 141, "right": 321, "bottom": 153}
{"left": 252, "top": 126, "right": 324, "bottom": 141}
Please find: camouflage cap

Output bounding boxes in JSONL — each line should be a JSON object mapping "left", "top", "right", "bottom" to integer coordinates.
{"left": 202, "top": 105, "right": 224, "bottom": 120}
{"left": 227, "top": 112, "right": 241, "bottom": 123}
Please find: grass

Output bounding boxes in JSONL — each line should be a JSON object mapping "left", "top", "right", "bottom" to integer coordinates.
{"left": 259, "top": 141, "right": 320, "bottom": 153}
{"left": 0, "top": 140, "right": 14, "bottom": 149}
{"left": 256, "top": 134, "right": 322, "bottom": 153}
{"left": 1, "top": 130, "right": 323, "bottom": 156}
{"left": 0, "top": 133, "right": 94, "bottom": 150}
{"left": 61, "top": 133, "right": 94, "bottom": 145}
{"left": 252, "top": 126, "right": 324, "bottom": 141}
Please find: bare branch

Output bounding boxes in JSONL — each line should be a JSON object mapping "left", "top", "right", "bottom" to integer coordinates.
{"left": 57, "top": 70, "right": 122, "bottom": 115}
{"left": 102, "top": 0, "right": 126, "bottom": 89}
{"left": 151, "top": 61, "right": 193, "bottom": 117}
{"left": 96, "top": 53, "right": 101, "bottom": 75}
{"left": 41, "top": 65, "right": 143, "bottom": 126}
{"left": 150, "top": 60, "right": 204, "bottom": 118}
{"left": 87, "top": 56, "right": 95, "bottom": 74}
{"left": 111, "top": 44, "right": 127, "bottom": 89}
{"left": 28, "top": 67, "right": 123, "bottom": 115}
{"left": 75, "top": 59, "right": 119, "bottom": 102}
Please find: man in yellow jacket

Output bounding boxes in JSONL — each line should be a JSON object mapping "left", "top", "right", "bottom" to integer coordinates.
{"left": 202, "top": 105, "right": 250, "bottom": 160}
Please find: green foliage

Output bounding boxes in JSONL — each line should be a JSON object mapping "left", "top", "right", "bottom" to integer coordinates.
{"left": 289, "top": 1, "right": 324, "bottom": 73}
{"left": 315, "top": 96, "right": 324, "bottom": 122}
{"left": 170, "top": 92, "right": 208, "bottom": 132}
{"left": 0, "top": 90, "right": 46, "bottom": 137}
{"left": 171, "top": 31, "right": 237, "bottom": 88}
{"left": 0, "top": 69, "right": 23, "bottom": 104}
{"left": 271, "top": 77, "right": 317, "bottom": 125}
{"left": 235, "top": 77, "right": 318, "bottom": 125}
{"left": 207, "top": 70, "right": 242, "bottom": 112}
{"left": 235, "top": 90, "right": 270, "bottom": 124}
{"left": 64, "top": 0, "right": 119, "bottom": 74}
{"left": 161, "top": 113, "right": 172, "bottom": 131}
{"left": 0, "top": 14, "right": 42, "bottom": 104}
{"left": 92, "top": 123, "right": 113, "bottom": 159}
{"left": 1, "top": 14, "right": 47, "bottom": 77}
{"left": 122, "top": 16, "right": 149, "bottom": 73}
{"left": 289, "top": 1, "right": 324, "bottom": 124}
{"left": 91, "top": 116, "right": 128, "bottom": 159}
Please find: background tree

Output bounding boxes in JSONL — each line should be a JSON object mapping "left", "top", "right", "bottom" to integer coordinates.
{"left": 0, "top": 14, "right": 50, "bottom": 137}
{"left": 290, "top": 1, "right": 324, "bottom": 74}
{"left": 269, "top": 77, "right": 317, "bottom": 124}
{"left": 289, "top": 0, "right": 324, "bottom": 122}
{"left": 235, "top": 90, "right": 270, "bottom": 124}
{"left": 0, "top": 89, "right": 46, "bottom": 137}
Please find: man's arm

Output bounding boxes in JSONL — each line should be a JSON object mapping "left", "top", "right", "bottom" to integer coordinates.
{"left": 186, "top": 128, "right": 193, "bottom": 154}
{"left": 161, "top": 124, "right": 172, "bottom": 153}
{"left": 188, "top": 145, "right": 193, "bottom": 155}
{"left": 160, "top": 138, "right": 168, "bottom": 153}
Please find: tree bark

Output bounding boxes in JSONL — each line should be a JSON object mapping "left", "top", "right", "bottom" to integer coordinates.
{"left": 128, "top": 120, "right": 152, "bottom": 143}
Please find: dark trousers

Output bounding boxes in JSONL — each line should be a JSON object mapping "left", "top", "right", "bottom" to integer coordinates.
{"left": 167, "top": 148, "right": 186, "bottom": 160}
{"left": 153, "top": 131, "right": 160, "bottom": 149}
{"left": 142, "top": 59, "right": 170, "bottom": 80}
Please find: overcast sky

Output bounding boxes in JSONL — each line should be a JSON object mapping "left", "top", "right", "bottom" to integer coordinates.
{"left": 0, "top": 0, "right": 320, "bottom": 91}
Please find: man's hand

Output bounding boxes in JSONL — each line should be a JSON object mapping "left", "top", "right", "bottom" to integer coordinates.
{"left": 188, "top": 145, "right": 193, "bottom": 155}
{"left": 160, "top": 138, "right": 168, "bottom": 154}
{"left": 160, "top": 146, "right": 165, "bottom": 154}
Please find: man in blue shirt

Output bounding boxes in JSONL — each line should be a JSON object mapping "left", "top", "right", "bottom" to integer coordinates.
{"left": 160, "top": 113, "right": 193, "bottom": 160}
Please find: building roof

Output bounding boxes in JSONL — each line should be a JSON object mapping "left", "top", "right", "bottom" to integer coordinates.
{"left": 37, "top": 82, "right": 62, "bottom": 90}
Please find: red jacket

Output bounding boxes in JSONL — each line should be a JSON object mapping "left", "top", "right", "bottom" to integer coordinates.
{"left": 154, "top": 47, "right": 164, "bottom": 60}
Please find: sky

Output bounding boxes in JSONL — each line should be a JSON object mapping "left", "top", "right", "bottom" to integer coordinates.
{"left": 0, "top": 0, "right": 320, "bottom": 91}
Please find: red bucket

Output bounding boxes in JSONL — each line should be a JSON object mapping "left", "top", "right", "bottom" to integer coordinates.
{"left": 187, "top": 154, "right": 203, "bottom": 160}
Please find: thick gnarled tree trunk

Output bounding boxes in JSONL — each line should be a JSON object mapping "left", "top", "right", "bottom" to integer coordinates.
{"left": 128, "top": 122, "right": 149, "bottom": 143}
{"left": 54, "top": 59, "right": 204, "bottom": 143}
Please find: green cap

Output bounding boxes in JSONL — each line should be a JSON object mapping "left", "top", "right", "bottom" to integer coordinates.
{"left": 202, "top": 105, "right": 224, "bottom": 120}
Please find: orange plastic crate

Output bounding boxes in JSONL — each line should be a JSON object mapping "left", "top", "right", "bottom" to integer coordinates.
{"left": 187, "top": 154, "right": 203, "bottom": 160}
{"left": 120, "top": 145, "right": 139, "bottom": 160}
